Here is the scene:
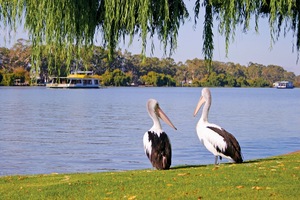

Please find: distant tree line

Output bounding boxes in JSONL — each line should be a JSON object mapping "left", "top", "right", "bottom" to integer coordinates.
{"left": 1, "top": 39, "right": 299, "bottom": 87}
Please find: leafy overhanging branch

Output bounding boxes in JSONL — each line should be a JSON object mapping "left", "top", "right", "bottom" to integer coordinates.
{"left": 0, "top": 0, "right": 299, "bottom": 72}
{"left": 194, "top": 0, "right": 298, "bottom": 63}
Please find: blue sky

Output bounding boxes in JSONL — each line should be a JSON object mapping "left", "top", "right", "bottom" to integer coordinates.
{"left": 1, "top": 1, "right": 300, "bottom": 75}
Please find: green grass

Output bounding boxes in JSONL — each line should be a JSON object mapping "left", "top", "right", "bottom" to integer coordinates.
{"left": 1, "top": 152, "right": 299, "bottom": 200}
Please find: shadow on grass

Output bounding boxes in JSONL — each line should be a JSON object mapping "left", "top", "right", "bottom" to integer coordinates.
{"left": 171, "top": 164, "right": 209, "bottom": 170}
{"left": 242, "top": 156, "right": 283, "bottom": 164}
{"left": 170, "top": 156, "right": 284, "bottom": 170}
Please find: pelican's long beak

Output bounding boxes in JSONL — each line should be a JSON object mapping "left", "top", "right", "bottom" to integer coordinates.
{"left": 193, "top": 96, "right": 205, "bottom": 117}
{"left": 157, "top": 106, "right": 177, "bottom": 130}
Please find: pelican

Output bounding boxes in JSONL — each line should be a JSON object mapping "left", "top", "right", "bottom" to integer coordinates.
{"left": 193, "top": 88, "right": 243, "bottom": 165}
{"left": 143, "top": 99, "right": 177, "bottom": 170}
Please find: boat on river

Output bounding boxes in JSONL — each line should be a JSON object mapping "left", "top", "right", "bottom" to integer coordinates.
{"left": 46, "top": 71, "right": 100, "bottom": 89}
{"left": 273, "top": 81, "right": 294, "bottom": 89}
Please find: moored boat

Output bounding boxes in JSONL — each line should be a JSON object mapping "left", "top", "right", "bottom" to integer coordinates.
{"left": 46, "top": 71, "right": 100, "bottom": 89}
{"left": 274, "top": 81, "right": 294, "bottom": 89}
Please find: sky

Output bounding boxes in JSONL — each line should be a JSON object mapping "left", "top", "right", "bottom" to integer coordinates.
{"left": 1, "top": 1, "right": 300, "bottom": 75}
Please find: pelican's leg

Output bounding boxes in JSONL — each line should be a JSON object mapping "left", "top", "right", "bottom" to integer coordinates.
{"left": 214, "top": 156, "right": 219, "bottom": 165}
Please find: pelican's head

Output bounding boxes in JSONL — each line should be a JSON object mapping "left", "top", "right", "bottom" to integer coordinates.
{"left": 193, "top": 87, "right": 211, "bottom": 117}
{"left": 147, "top": 99, "right": 177, "bottom": 130}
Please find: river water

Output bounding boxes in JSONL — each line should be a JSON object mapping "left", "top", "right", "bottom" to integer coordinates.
{"left": 0, "top": 87, "right": 299, "bottom": 176}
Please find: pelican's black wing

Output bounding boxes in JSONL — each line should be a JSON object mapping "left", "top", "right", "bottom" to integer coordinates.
{"left": 207, "top": 126, "right": 243, "bottom": 163}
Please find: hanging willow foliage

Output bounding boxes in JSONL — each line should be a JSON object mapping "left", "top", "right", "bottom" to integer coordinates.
{"left": 0, "top": 0, "right": 299, "bottom": 72}
{"left": 195, "top": 0, "right": 298, "bottom": 63}
{"left": 0, "top": 0, "right": 188, "bottom": 73}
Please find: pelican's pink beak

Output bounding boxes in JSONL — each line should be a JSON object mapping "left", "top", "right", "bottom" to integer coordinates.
{"left": 193, "top": 96, "right": 205, "bottom": 117}
{"left": 157, "top": 106, "right": 177, "bottom": 130}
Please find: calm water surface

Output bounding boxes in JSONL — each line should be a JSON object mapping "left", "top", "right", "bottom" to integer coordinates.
{"left": 0, "top": 87, "right": 299, "bottom": 175}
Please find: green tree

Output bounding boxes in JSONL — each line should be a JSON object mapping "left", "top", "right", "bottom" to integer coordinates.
{"left": 8, "top": 39, "right": 31, "bottom": 69}
{"left": 165, "top": 74, "right": 176, "bottom": 87}
{"left": 261, "top": 65, "right": 285, "bottom": 85}
{"left": 207, "top": 72, "right": 224, "bottom": 86}
{"left": 141, "top": 71, "right": 158, "bottom": 86}
{"left": 185, "top": 58, "right": 208, "bottom": 82}
{"left": 112, "top": 69, "right": 131, "bottom": 86}
{"left": 283, "top": 71, "right": 296, "bottom": 81}
{"left": 199, "top": 75, "right": 210, "bottom": 87}
{"left": 140, "top": 71, "right": 175, "bottom": 86}
{"left": 0, "top": 47, "right": 10, "bottom": 69}
{"left": 247, "top": 63, "right": 263, "bottom": 80}
{"left": 1, "top": 72, "right": 15, "bottom": 86}
{"left": 294, "top": 75, "right": 300, "bottom": 87}
{"left": 249, "top": 78, "right": 270, "bottom": 87}
{"left": 13, "top": 67, "right": 30, "bottom": 84}
{"left": 236, "top": 77, "right": 249, "bottom": 87}
{"left": 175, "top": 62, "right": 188, "bottom": 86}
{"left": 226, "top": 74, "right": 237, "bottom": 87}
{"left": 101, "top": 70, "right": 113, "bottom": 86}
{"left": 100, "top": 69, "right": 131, "bottom": 86}
{"left": 0, "top": 70, "right": 3, "bottom": 84}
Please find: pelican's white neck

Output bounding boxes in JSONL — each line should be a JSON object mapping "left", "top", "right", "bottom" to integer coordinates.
{"left": 200, "top": 95, "right": 211, "bottom": 123}
{"left": 150, "top": 114, "right": 162, "bottom": 131}
{"left": 147, "top": 103, "right": 162, "bottom": 132}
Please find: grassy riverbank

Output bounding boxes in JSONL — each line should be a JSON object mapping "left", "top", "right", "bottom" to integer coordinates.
{"left": 1, "top": 152, "right": 299, "bottom": 199}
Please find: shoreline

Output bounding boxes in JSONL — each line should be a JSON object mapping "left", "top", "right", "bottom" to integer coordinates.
{"left": 286, "top": 150, "right": 300, "bottom": 154}
{"left": 1, "top": 150, "right": 299, "bottom": 177}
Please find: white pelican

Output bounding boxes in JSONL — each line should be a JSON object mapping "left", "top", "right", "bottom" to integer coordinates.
{"left": 143, "top": 99, "right": 177, "bottom": 170}
{"left": 193, "top": 88, "right": 243, "bottom": 165}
